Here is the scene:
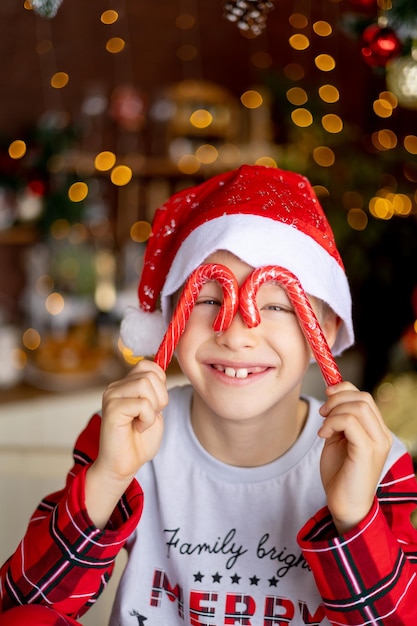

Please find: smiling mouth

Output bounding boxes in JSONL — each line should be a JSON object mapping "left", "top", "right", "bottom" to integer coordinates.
{"left": 212, "top": 365, "right": 266, "bottom": 379}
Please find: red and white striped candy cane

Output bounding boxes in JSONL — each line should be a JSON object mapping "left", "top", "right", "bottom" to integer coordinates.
{"left": 154, "top": 264, "right": 239, "bottom": 371}
{"left": 239, "top": 266, "right": 342, "bottom": 387}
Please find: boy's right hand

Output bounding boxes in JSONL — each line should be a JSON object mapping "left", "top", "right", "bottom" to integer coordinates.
{"left": 85, "top": 359, "right": 168, "bottom": 528}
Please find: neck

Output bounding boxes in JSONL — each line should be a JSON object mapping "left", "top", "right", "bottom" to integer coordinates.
{"left": 190, "top": 394, "right": 308, "bottom": 467}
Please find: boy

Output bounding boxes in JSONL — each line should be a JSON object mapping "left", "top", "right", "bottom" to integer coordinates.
{"left": 1, "top": 164, "right": 416, "bottom": 625}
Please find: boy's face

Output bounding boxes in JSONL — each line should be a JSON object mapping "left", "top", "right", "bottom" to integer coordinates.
{"left": 175, "top": 250, "right": 338, "bottom": 425}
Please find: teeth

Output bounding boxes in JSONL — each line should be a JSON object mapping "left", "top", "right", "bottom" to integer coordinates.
{"left": 224, "top": 367, "right": 249, "bottom": 379}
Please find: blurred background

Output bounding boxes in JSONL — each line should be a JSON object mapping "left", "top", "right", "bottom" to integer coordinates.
{"left": 1, "top": 1, "right": 417, "bottom": 621}
{"left": 0, "top": 0, "right": 415, "bottom": 413}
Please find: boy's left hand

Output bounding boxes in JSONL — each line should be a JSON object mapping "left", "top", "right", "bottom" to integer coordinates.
{"left": 318, "top": 381, "right": 393, "bottom": 535}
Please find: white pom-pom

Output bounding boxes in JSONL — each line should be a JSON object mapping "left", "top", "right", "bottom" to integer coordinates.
{"left": 120, "top": 306, "right": 167, "bottom": 357}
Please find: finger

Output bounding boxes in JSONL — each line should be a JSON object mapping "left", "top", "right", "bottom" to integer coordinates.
{"left": 319, "top": 410, "right": 392, "bottom": 455}
{"left": 320, "top": 388, "right": 388, "bottom": 430}
{"left": 104, "top": 370, "right": 168, "bottom": 409}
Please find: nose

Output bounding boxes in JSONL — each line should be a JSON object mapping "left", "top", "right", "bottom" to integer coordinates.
{"left": 215, "top": 310, "right": 257, "bottom": 351}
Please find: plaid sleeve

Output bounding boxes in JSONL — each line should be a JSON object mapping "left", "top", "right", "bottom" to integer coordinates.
{"left": 298, "top": 452, "right": 417, "bottom": 624}
{"left": 0, "top": 414, "right": 143, "bottom": 619}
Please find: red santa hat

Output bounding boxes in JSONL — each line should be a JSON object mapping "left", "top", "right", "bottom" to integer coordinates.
{"left": 121, "top": 164, "right": 354, "bottom": 356}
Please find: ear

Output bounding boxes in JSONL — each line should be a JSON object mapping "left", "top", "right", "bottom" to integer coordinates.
{"left": 320, "top": 313, "right": 341, "bottom": 352}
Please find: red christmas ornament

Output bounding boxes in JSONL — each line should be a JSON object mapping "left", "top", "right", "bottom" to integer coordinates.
{"left": 361, "top": 23, "right": 402, "bottom": 67}
{"left": 349, "top": 0, "right": 377, "bottom": 9}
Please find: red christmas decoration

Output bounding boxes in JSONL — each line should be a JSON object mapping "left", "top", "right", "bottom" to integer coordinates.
{"left": 349, "top": 0, "right": 377, "bottom": 10}
{"left": 361, "top": 23, "right": 402, "bottom": 67}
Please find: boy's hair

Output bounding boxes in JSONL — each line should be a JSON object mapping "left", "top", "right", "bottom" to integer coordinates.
{"left": 121, "top": 164, "right": 354, "bottom": 357}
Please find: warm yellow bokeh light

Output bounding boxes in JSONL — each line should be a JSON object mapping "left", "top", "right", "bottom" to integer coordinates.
{"left": 45, "top": 292, "right": 65, "bottom": 315}
{"left": 291, "top": 108, "right": 313, "bottom": 127}
{"left": 379, "top": 90, "right": 398, "bottom": 108}
{"left": 373, "top": 99, "right": 393, "bottom": 118}
{"left": 8, "top": 140, "right": 26, "bottom": 159}
{"left": 392, "top": 193, "right": 412, "bottom": 215}
{"left": 240, "top": 90, "right": 263, "bottom": 109}
{"left": 106, "top": 37, "right": 125, "bottom": 53}
{"left": 347, "top": 208, "right": 368, "bottom": 231}
{"left": 22, "top": 328, "right": 41, "bottom": 351}
{"left": 372, "top": 129, "right": 397, "bottom": 150}
{"left": 404, "top": 135, "right": 417, "bottom": 154}
{"left": 289, "top": 34, "right": 310, "bottom": 51}
{"left": 95, "top": 151, "right": 116, "bottom": 171}
{"left": 101, "top": 10, "right": 118, "bottom": 24}
{"left": 289, "top": 13, "right": 308, "bottom": 29}
{"left": 195, "top": 144, "right": 218, "bottom": 164}
{"left": 68, "top": 182, "right": 88, "bottom": 202}
{"left": 255, "top": 156, "right": 277, "bottom": 168}
{"left": 190, "top": 109, "right": 213, "bottom": 128}
{"left": 315, "top": 54, "right": 336, "bottom": 71}
{"left": 111, "top": 165, "right": 133, "bottom": 186}
{"left": 51, "top": 72, "right": 69, "bottom": 89}
{"left": 130, "top": 221, "right": 152, "bottom": 243}
{"left": 321, "top": 114, "right": 343, "bottom": 133}
{"left": 313, "top": 21, "right": 332, "bottom": 36}
{"left": 313, "top": 185, "right": 330, "bottom": 199}
{"left": 369, "top": 196, "right": 393, "bottom": 220}
{"left": 318, "top": 84, "right": 339, "bottom": 103}
{"left": 313, "top": 146, "right": 335, "bottom": 167}
{"left": 177, "top": 154, "right": 201, "bottom": 174}
{"left": 286, "top": 87, "right": 308, "bottom": 106}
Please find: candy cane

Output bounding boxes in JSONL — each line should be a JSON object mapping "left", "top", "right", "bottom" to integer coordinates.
{"left": 239, "top": 266, "right": 342, "bottom": 386}
{"left": 154, "top": 264, "right": 239, "bottom": 371}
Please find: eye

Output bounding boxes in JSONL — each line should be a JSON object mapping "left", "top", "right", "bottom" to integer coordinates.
{"left": 261, "top": 303, "right": 295, "bottom": 314}
{"left": 195, "top": 296, "right": 221, "bottom": 307}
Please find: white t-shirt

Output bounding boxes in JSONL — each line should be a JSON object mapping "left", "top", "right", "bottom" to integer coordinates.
{"left": 109, "top": 384, "right": 403, "bottom": 626}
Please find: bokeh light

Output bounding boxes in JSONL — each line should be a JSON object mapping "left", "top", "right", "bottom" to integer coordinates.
{"left": 291, "top": 108, "right": 313, "bottom": 127}
{"left": 106, "top": 37, "right": 125, "bottom": 53}
{"left": 240, "top": 90, "right": 263, "bottom": 109}
{"left": 315, "top": 54, "right": 336, "bottom": 71}
{"left": 101, "top": 10, "right": 118, "bottom": 24}
{"left": 95, "top": 151, "right": 116, "bottom": 171}
{"left": 51, "top": 72, "right": 69, "bottom": 89}
{"left": 8, "top": 140, "right": 26, "bottom": 159}
{"left": 289, "top": 34, "right": 310, "bottom": 51}
{"left": 130, "top": 221, "right": 152, "bottom": 243}
{"left": 190, "top": 109, "right": 213, "bottom": 128}
{"left": 68, "top": 182, "right": 88, "bottom": 202}
{"left": 111, "top": 165, "right": 133, "bottom": 186}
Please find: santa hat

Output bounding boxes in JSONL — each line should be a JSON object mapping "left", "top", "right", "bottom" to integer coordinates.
{"left": 121, "top": 164, "right": 354, "bottom": 357}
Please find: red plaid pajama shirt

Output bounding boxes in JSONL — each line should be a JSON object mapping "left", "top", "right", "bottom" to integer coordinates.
{"left": 1, "top": 412, "right": 417, "bottom": 624}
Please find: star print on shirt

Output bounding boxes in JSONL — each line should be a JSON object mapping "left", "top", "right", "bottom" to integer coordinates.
{"left": 212, "top": 572, "right": 222, "bottom": 583}
{"left": 193, "top": 571, "right": 204, "bottom": 582}
{"left": 249, "top": 575, "right": 260, "bottom": 585}
{"left": 268, "top": 575, "right": 279, "bottom": 587}
{"left": 230, "top": 573, "right": 241, "bottom": 584}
